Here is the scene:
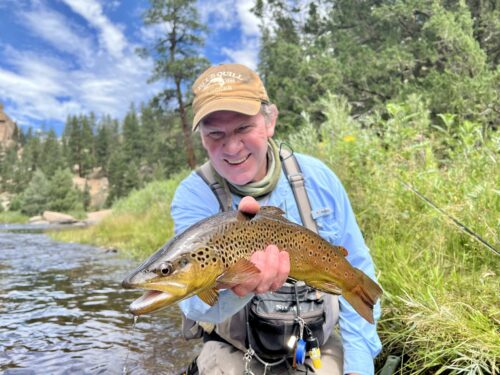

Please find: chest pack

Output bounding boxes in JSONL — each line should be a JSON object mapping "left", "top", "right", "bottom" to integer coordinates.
{"left": 184, "top": 146, "right": 339, "bottom": 363}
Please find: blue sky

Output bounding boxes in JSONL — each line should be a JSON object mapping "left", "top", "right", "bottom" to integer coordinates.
{"left": 0, "top": 0, "right": 261, "bottom": 135}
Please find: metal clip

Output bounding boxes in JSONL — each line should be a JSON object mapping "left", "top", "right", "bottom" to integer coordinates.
{"left": 243, "top": 348, "right": 255, "bottom": 375}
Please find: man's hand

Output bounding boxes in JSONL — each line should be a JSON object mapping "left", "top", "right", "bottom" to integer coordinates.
{"left": 230, "top": 197, "right": 290, "bottom": 297}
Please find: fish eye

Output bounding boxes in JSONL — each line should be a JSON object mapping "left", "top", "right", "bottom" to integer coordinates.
{"left": 159, "top": 262, "right": 173, "bottom": 276}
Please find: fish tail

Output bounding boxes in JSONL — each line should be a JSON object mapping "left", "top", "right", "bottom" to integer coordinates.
{"left": 343, "top": 269, "right": 383, "bottom": 324}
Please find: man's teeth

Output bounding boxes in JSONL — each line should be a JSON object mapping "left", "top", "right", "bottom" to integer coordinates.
{"left": 226, "top": 156, "right": 248, "bottom": 165}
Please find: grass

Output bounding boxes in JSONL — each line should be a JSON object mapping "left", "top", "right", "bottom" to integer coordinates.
{"left": 0, "top": 211, "right": 28, "bottom": 224}
{"left": 291, "top": 94, "right": 499, "bottom": 374}
{"left": 50, "top": 94, "right": 499, "bottom": 373}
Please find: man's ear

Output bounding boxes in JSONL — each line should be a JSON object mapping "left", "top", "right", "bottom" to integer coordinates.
{"left": 266, "top": 104, "right": 279, "bottom": 137}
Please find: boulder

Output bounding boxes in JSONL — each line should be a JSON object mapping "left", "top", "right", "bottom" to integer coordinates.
{"left": 85, "top": 209, "right": 112, "bottom": 224}
{"left": 42, "top": 211, "right": 78, "bottom": 224}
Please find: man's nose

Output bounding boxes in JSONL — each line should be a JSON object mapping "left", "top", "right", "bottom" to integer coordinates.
{"left": 223, "top": 135, "right": 242, "bottom": 154}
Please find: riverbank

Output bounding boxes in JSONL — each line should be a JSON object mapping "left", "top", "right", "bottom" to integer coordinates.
{"left": 49, "top": 96, "right": 499, "bottom": 373}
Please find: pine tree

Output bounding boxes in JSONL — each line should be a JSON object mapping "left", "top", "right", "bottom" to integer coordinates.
{"left": 80, "top": 114, "right": 96, "bottom": 176}
{"left": 20, "top": 169, "right": 50, "bottom": 216}
{"left": 47, "top": 168, "right": 82, "bottom": 213}
{"left": 106, "top": 148, "right": 127, "bottom": 205}
{"left": 138, "top": 0, "right": 210, "bottom": 169}
{"left": 122, "top": 104, "right": 144, "bottom": 163}
{"left": 40, "top": 129, "right": 65, "bottom": 177}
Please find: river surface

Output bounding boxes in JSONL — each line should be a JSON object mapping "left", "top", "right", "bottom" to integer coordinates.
{"left": 0, "top": 226, "right": 201, "bottom": 374}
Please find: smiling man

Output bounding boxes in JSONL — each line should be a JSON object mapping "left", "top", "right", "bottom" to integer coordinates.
{"left": 171, "top": 64, "right": 381, "bottom": 375}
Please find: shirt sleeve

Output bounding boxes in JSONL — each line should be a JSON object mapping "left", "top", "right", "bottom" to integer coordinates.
{"left": 298, "top": 154, "right": 381, "bottom": 375}
{"left": 328, "top": 171, "right": 382, "bottom": 375}
{"left": 170, "top": 173, "right": 252, "bottom": 323}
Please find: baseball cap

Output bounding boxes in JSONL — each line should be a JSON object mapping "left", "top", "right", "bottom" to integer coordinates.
{"left": 191, "top": 64, "right": 269, "bottom": 130}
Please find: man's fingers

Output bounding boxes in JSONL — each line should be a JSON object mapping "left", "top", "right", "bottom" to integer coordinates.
{"left": 239, "top": 196, "right": 260, "bottom": 214}
{"left": 255, "top": 245, "right": 279, "bottom": 294}
{"left": 275, "top": 251, "right": 290, "bottom": 289}
{"left": 230, "top": 246, "right": 290, "bottom": 296}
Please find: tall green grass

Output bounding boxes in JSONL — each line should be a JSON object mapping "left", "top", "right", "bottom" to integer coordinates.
{"left": 0, "top": 211, "right": 28, "bottom": 224}
{"left": 291, "top": 94, "right": 499, "bottom": 373}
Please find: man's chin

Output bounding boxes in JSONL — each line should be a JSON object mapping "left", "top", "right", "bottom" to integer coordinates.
{"left": 223, "top": 170, "right": 254, "bottom": 186}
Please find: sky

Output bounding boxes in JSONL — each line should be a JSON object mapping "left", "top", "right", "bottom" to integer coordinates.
{"left": 0, "top": 0, "right": 262, "bottom": 135}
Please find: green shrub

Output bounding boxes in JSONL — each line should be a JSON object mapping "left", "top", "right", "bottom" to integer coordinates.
{"left": 290, "top": 93, "right": 499, "bottom": 373}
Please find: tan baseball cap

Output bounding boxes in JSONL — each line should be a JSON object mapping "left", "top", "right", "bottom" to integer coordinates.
{"left": 191, "top": 64, "right": 269, "bottom": 130}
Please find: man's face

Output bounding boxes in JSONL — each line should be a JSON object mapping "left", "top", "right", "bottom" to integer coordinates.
{"left": 199, "top": 109, "right": 276, "bottom": 185}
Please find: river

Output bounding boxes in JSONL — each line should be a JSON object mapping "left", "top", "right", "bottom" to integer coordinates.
{"left": 0, "top": 226, "right": 201, "bottom": 374}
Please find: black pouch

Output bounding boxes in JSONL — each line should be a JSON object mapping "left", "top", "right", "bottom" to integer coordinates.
{"left": 247, "top": 281, "right": 325, "bottom": 359}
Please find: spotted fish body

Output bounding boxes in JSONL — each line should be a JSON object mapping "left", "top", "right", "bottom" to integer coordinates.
{"left": 122, "top": 206, "right": 383, "bottom": 323}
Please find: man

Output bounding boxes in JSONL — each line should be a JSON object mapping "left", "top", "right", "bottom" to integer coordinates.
{"left": 171, "top": 63, "right": 381, "bottom": 375}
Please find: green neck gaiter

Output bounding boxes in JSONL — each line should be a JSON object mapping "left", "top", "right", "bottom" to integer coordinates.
{"left": 211, "top": 138, "right": 282, "bottom": 199}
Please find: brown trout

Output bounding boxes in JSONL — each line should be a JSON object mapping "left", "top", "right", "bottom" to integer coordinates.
{"left": 122, "top": 206, "right": 383, "bottom": 323}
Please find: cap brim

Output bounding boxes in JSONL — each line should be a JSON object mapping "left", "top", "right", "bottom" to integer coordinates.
{"left": 192, "top": 98, "right": 261, "bottom": 131}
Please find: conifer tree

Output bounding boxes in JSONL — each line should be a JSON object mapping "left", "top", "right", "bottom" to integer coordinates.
{"left": 138, "top": 0, "right": 209, "bottom": 169}
{"left": 80, "top": 114, "right": 96, "bottom": 176}
{"left": 95, "top": 121, "right": 112, "bottom": 173}
{"left": 20, "top": 169, "right": 50, "bottom": 216}
{"left": 40, "top": 129, "right": 65, "bottom": 177}
{"left": 47, "top": 168, "right": 82, "bottom": 213}
{"left": 106, "top": 148, "right": 127, "bottom": 205}
{"left": 122, "top": 104, "right": 144, "bottom": 163}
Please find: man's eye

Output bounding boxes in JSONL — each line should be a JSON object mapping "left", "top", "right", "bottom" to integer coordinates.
{"left": 209, "top": 132, "right": 224, "bottom": 140}
{"left": 238, "top": 126, "right": 251, "bottom": 133}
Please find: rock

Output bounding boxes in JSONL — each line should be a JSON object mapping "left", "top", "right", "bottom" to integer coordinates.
{"left": 30, "top": 219, "right": 50, "bottom": 225}
{"left": 42, "top": 211, "right": 78, "bottom": 224}
{"left": 0, "top": 103, "right": 18, "bottom": 149}
{"left": 85, "top": 209, "right": 112, "bottom": 225}
{"left": 72, "top": 176, "right": 109, "bottom": 209}
{"left": 29, "top": 215, "right": 43, "bottom": 223}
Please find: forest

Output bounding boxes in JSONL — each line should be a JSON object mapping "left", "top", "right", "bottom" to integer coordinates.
{"left": 1, "top": 0, "right": 498, "bottom": 373}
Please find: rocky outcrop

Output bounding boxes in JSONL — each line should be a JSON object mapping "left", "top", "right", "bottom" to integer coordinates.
{"left": 0, "top": 103, "right": 18, "bottom": 149}
{"left": 73, "top": 172, "right": 109, "bottom": 209}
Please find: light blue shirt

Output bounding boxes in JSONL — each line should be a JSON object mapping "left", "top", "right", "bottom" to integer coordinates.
{"left": 171, "top": 153, "right": 382, "bottom": 375}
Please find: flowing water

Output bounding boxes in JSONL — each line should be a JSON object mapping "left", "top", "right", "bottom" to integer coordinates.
{"left": 0, "top": 226, "right": 201, "bottom": 374}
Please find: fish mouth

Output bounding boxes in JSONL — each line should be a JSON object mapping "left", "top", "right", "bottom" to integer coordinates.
{"left": 129, "top": 290, "right": 175, "bottom": 315}
{"left": 126, "top": 282, "right": 190, "bottom": 316}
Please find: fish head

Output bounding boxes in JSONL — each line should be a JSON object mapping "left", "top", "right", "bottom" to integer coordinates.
{"left": 122, "top": 237, "right": 223, "bottom": 315}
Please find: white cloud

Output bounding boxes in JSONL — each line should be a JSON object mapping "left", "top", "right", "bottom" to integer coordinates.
{"left": 0, "top": 0, "right": 160, "bottom": 130}
{"left": 19, "top": 7, "right": 94, "bottom": 65}
{"left": 197, "top": 0, "right": 261, "bottom": 68}
{"left": 236, "top": 0, "right": 260, "bottom": 36}
{"left": 220, "top": 37, "right": 260, "bottom": 69}
{"left": 62, "top": 0, "right": 127, "bottom": 59}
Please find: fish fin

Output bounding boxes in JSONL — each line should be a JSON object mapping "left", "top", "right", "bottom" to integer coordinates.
{"left": 216, "top": 258, "right": 260, "bottom": 287}
{"left": 343, "top": 269, "right": 383, "bottom": 324}
{"left": 259, "top": 206, "right": 285, "bottom": 217}
{"left": 236, "top": 211, "right": 255, "bottom": 221}
{"left": 336, "top": 246, "right": 349, "bottom": 257}
{"left": 316, "top": 281, "right": 343, "bottom": 295}
{"left": 197, "top": 287, "right": 219, "bottom": 306}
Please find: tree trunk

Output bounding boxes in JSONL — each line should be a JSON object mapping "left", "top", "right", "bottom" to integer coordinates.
{"left": 175, "top": 77, "right": 197, "bottom": 169}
